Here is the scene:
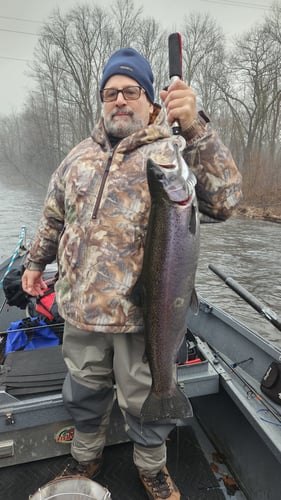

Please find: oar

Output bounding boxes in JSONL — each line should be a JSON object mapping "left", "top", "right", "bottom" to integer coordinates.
{"left": 209, "top": 264, "right": 281, "bottom": 332}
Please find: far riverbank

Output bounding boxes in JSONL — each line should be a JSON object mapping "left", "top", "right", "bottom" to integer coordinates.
{"left": 237, "top": 204, "right": 281, "bottom": 224}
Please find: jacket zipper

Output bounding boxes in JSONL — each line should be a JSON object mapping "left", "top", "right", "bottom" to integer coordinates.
{"left": 92, "top": 155, "right": 112, "bottom": 219}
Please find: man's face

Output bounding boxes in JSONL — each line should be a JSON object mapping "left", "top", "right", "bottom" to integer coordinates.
{"left": 102, "top": 75, "right": 153, "bottom": 138}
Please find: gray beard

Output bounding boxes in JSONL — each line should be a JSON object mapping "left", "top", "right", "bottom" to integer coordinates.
{"left": 104, "top": 113, "right": 146, "bottom": 138}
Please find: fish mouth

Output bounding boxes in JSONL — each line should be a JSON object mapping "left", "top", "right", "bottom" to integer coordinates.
{"left": 156, "top": 168, "right": 196, "bottom": 203}
{"left": 147, "top": 157, "right": 197, "bottom": 203}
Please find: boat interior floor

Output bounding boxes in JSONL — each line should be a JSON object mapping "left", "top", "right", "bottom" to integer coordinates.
{"left": 0, "top": 420, "right": 246, "bottom": 500}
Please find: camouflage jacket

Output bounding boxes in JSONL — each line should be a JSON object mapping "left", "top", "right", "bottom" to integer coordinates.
{"left": 26, "top": 106, "right": 242, "bottom": 332}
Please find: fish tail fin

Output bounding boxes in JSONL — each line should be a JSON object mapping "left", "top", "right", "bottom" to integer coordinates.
{"left": 140, "top": 385, "right": 193, "bottom": 422}
{"left": 190, "top": 288, "right": 199, "bottom": 314}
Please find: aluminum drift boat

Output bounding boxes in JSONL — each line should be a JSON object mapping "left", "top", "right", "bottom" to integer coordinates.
{"left": 0, "top": 232, "right": 281, "bottom": 499}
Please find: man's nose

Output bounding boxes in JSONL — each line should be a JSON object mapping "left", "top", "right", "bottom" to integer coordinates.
{"left": 115, "top": 91, "right": 127, "bottom": 104}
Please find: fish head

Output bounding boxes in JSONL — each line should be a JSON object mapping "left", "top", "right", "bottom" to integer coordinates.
{"left": 146, "top": 157, "right": 197, "bottom": 204}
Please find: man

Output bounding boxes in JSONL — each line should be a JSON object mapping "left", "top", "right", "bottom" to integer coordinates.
{"left": 22, "top": 48, "right": 242, "bottom": 500}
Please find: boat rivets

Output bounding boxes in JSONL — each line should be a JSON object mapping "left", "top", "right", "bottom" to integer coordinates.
{"left": 213, "top": 354, "right": 219, "bottom": 364}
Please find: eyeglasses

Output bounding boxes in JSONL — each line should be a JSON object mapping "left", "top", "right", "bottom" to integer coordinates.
{"left": 100, "top": 86, "right": 145, "bottom": 102}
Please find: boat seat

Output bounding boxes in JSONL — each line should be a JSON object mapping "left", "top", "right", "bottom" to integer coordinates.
{"left": 0, "top": 345, "right": 67, "bottom": 395}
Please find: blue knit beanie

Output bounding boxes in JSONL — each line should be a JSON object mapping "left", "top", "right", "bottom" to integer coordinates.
{"left": 100, "top": 48, "right": 154, "bottom": 103}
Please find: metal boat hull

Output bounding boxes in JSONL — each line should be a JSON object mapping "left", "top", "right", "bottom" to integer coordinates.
{"left": 1, "top": 252, "right": 281, "bottom": 498}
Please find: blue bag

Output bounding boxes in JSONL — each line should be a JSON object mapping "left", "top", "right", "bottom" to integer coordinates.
{"left": 5, "top": 318, "right": 59, "bottom": 355}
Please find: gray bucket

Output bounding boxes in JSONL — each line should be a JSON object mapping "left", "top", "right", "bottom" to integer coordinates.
{"left": 29, "top": 477, "right": 111, "bottom": 500}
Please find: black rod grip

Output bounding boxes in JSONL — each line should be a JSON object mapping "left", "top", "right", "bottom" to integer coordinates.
{"left": 209, "top": 264, "right": 281, "bottom": 332}
{"left": 168, "top": 32, "right": 182, "bottom": 79}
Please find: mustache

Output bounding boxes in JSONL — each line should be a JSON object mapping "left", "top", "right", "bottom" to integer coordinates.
{"left": 111, "top": 108, "right": 133, "bottom": 118}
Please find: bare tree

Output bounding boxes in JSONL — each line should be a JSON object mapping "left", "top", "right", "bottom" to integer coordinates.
{"left": 0, "top": 114, "right": 23, "bottom": 177}
{"left": 1, "top": 2, "right": 281, "bottom": 209}
{"left": 216, "top": 23, "right": 281, "bottom": 198}
{"left": 40, "top": 4, "right": 114, "bottom": 136}
{"left": 111, "top": 0, "right": 143, "bottom": 47}
{"left": 266, "top": 1, "right": 281, "bottom": 43}
{"left": 31, "top": 37, "right": 65, "bottom": 167}
{"left": 134, "top": 18, "right": 167, "bottom": 100}
{"left": 180, "top": 13, "right": 224, "bottom": 87}
{"left": 264, "top": 2, "right": 281, "bottom": 163}
{"left": 0, "top": 110, "right": 50, "bottom": 187}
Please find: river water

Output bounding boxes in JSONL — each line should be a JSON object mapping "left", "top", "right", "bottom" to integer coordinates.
{"left": 1, "top": 180, "right": 281, "bottom": 347}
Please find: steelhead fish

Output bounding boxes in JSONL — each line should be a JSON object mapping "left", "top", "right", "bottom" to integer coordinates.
{"left": 131, "top": 155, "right": 200, "bottom": 422}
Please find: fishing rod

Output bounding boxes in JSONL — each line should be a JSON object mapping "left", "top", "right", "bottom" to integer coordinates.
{"left": 0, "top": 225, "right": 26, "bottom": 288}
{"left": 168, "top": 32, "right": 182, "bottom": 136}
{"left": 211, "top": 346, "right": 281, "bottom": 424}
{"left": 168, "top": 32, "right": 196, "bottom": 194}
{"left": 209, "top": 264, "right": 281, "bottom": 332}
{"left": 0, "top": 321, "right": 65, "bottom": 337}
{"left": 0, "top": 226, "right": 27, "bottom": 314}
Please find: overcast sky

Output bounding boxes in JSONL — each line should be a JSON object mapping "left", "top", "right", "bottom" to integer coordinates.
{"left": 0, "top": 0, "right": 272, "bottom": 116}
